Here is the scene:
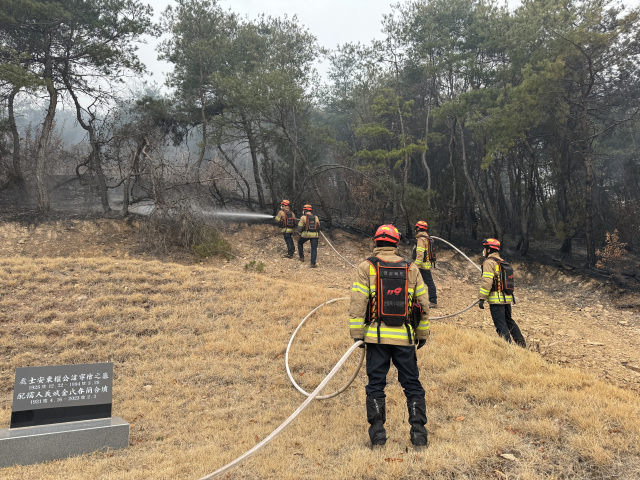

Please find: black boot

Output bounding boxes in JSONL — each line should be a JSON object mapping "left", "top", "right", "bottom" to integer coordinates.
{"left": 407, "top": 397, "right": 428, "bottom": 447}
{"left": 286, "top": 247, "right": 294, "bottom": 258}
{"left": 366, "top": 395, "right": 387, "bottom": 446}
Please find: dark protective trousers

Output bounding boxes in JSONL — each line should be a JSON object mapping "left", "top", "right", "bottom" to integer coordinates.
{"left": 283, "top": 233, "right": 294, "bottom": 255}
{"left": 489, "top": 304, "right": 526, "bottom": 347}
{"left": 298, "top": 237, "right": 318, "bottom": 265}
{"left": 365, "top": 343, "right": 425, "bottom": 399}
{"left": 419, "top": 269, "right": 438, "bottom": 304}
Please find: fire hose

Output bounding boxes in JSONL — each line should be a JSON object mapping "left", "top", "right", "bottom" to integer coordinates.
{"left": 320, "top": 231, "right": 482, "bottom": 274}
{"left": 320, "top": 231, "right": 357, "bottom": 268}
{"left": 198, "top": 237, "right": 482, "bottom": 479}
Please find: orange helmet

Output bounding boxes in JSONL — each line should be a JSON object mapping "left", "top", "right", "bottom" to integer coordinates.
{"left": 415, "top": 220, "right": 428, "bottom": 231}
{"left": 483, "top": 238, "right": 501, "bottom": 250}
{"left": 281, "top": 199, "right": 290, "bottom": 206}
{"left": 302, "top": 204, "right": 312, "bottom": 212}
{"left": 374, "top": 224, "right": 401, "bottom": 244}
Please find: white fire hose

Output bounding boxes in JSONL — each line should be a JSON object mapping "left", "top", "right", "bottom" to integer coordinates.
{"left": 198, "top": 236, "right": 483, "bottom": 479}
{"left": 320, "top": 231, "right": 357, "bottom": 268}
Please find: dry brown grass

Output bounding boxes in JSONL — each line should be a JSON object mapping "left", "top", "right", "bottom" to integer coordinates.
{"left": 1, "top": 253, "right": 640, "bottom": 479}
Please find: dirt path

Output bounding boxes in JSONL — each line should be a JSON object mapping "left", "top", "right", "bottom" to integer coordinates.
{"left": 1, "top": 219, "right": 639, "bottom": 392}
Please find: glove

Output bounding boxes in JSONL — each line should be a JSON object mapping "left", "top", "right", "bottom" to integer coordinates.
{"left": 478, "top": 299, "right": 485, "bottom": 310}
{"left": 354, "top": 338, "right": 365, "bottom": 348}
{"left": 417, "top": 339, "right": 426, "bottom": 350}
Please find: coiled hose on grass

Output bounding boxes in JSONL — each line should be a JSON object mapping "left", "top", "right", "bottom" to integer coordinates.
{"left": 198, "top": 237, "right": 482, "bottom": 479}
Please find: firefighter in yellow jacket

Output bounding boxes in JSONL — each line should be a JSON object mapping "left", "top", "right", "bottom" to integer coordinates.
{"left": 479, "top": 238, "right": 526, "bottom": 347}
{"left": 414, "top": 221, "right": 438, "bottom": 308}
{"left": 274, "top": 200, "right": 296, "bottom": 258}
{"left": 296, "top": 204, "right": 320, "bottom": 268}
{"left": 349, "top": 225, "right": 430, "bottom": 448}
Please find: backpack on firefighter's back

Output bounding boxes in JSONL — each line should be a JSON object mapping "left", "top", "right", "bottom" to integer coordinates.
{"left": 280, "top": 211, "right": 296, "bottom": 229}
{"left": 365, "top": 257, "right": 424, "bottom": 344}
{"left": 411, "top": 237, "right": 436, "bottom": 265}
{"left": 490, "top": 258, "right": 515, "bottom": 295}
{"left": 305, "top": 213, "right": 318, "bottom": 232}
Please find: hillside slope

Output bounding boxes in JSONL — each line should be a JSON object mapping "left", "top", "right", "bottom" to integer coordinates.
{"left": 0, "top": 220, "right": 639, "bottom": 479}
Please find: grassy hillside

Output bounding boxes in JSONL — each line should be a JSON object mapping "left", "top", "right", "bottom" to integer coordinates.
{"left": 1, "top": 253, "right": 639, "bottom": 479}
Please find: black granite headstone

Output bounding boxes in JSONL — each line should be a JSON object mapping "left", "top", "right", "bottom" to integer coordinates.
{"left": 10, "top": 363, "right": 113, "bottom": 428}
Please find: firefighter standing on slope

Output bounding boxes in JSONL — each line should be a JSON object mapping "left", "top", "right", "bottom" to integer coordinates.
{"left": 478, "top": 238, "right": 526, "bottom": 347}
{"left": 414, "top": 221, "right": 438, "bottom": 308}
{"left": 297, "top": 204, "right": 320, "bottom": 268}
{"left": 349, "top": 225, "right": 430, "bottom": 449}
{"left": 275, "top": 200, "right": 296, "bottom": 258}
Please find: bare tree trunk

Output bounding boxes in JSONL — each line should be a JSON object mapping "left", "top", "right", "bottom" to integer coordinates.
{"left": 35, "top": 63, "right": 57, "bottom": 211}
{"left": 420, "top": 102, "right": 432, "bottom": 208}
{"left": 535, "top": 168, "right": 551, "bottom": 231}
{"left": 519, "top": 139, "right": 538, "bottom": 256}
{"left": 397, "top": 106, "right": 411, "bottom": 233}
{"left": 217, "top": 144, "right": 254, "bottom": 210}
{"left": 8, "top": 87, "right": 23, "bottom": 184}
{"left": 458, "top": 121, "right": 502, "bottom": 240}
{"left": 80, "top": 128, "right": 110, "bottom": 212}
{"left": 447, "top": 119, "right": 457, "bottom": 237}
{"left": 122, "top": 138, "right": 147, "bottom": 215}
{"left": 258, "top": 123, "right": 279, "bottom": 214}
{"left": 64, "top": 74, "right": 110, "bottom": 213}
{"left": 195, "top": 63, "right": 207, "bottom": 183}
{"left": 240, "top": 114, "right": 265, "bottom": 208}
{"left": 582, "top": 96, "right": 596, "bottom": 267}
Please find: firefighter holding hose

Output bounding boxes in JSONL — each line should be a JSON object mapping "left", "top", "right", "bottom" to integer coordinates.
{"left": 478, "top": 238, "right": 526, "bottom": 347}
{"left": 349, "top": 225, "right": 430, "bottom": 449}
{"left": 414, "top": 221, "right": 438, "bottom": 308}
{"left": 275, "top": 200, "right": 296, "bottom": 258}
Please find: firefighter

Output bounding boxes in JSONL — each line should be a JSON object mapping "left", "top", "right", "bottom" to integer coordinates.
{"left": 349, "top": 225, "right": 430, "bottom": 449}
{"left": 414, "top": 221, "right": 438, "bottom": 308}
{"left": 478, "top": 238, "right": 526, "bottom": 347}
{"left": 297, "top": 204, "right": 320, "bottom": 268}
{"left": 274, "top": 200, "right": 296, "bottom": 258}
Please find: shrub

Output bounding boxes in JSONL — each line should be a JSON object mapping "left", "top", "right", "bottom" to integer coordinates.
{"left": 244, "top": 260, "right": 265, "bottom": 273}
{"left": 191, "top": 225, "right": 232, "bottom": 260}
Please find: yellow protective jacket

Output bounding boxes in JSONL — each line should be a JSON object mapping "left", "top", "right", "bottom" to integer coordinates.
{"left": 349, "top": 247, "right": 430, "bottom": 346}
{"left": 275, "top": 207, "right": 296, "bottom": 233}
{"left": 415, "top": 232, "right": 433, "bottom": 269}
{"left": 297, "top": 214, "right": 320, "bottom": 238}
{"left": 479, "top": 252, "right": 513, "bottom": 304}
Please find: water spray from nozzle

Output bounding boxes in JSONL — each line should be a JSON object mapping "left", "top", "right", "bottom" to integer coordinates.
{"left": 208, "top": 211, "right": 274, "bottom": 219}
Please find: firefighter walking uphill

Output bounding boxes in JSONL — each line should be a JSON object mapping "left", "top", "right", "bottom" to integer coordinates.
{"left": 478, "top": 238, "right": 526, "bottom": 347}
{"left": 297, "top": 204, "right": 320, "bottom": 268}
{"left": 275, "top": 200, "right": 296, "bottom": 258}
{"left": 413, "top": 221, "right": 438, "bottom": 308}
{"left": 349, "top": 225, "right": 430, "bottom": 449}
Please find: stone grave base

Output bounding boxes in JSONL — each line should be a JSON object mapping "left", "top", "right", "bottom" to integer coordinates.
{"left": 0, "top": 417, "right": 129, "bottom": 468}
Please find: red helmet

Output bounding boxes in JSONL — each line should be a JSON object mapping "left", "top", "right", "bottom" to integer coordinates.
{"left": 302, "top": 204, "right": 312, "bottom": 211}
{"left": 281, "top": 199, "right": 290, "bottom": 206}
{"left": 415, "top": 220, "right": 428, "bottom": 231}
{"left": 483, "top": 238, "right": 501, "bottom": 250}
{"left": 374, "top": 224, "right": 401, "bottom": 244}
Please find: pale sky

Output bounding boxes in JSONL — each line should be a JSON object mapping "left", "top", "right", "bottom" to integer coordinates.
{"left": 135, "top": 0, "right": 640, "bottom": 90}
{"left": 138, "top": 0, "right": 409, "bottom": 88}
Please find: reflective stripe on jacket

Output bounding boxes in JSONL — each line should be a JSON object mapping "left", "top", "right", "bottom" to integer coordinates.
{"left": 414, "top": 232, "right": 433, "bottom": 269}
{"left": 349, "top": 247, "right": 429, "bottom": 346}
{"left": 275, "top": 208, "right": 295, "bottom": 233}
{"left": 297, "top": 215, "right": 320, "bottom": 238}
{"left": 479, "top": 252, "right": 512, "bottom": 304}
